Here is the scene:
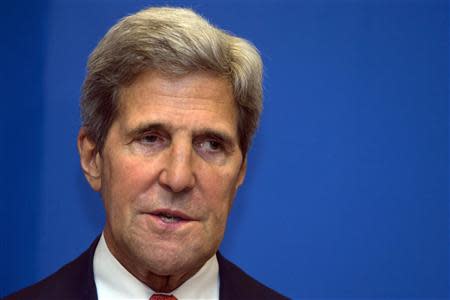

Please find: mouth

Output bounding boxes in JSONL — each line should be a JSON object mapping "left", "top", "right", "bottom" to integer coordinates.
{"left": 149, "top": 209, "right": 194, "bottom": 224}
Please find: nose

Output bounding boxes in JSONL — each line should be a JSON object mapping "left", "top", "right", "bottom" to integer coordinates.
{"left": 158, "top": 140, "right": 196, "bottom": 193}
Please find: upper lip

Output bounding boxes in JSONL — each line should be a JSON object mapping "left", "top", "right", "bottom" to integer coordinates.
{"left": 149, "top": 209, "right": 194, "bottom": 221}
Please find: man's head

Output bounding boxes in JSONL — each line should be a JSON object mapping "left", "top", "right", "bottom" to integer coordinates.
{"left": 81, "top": 7, "right": 262, "bottom": 156}
{"left": 77, "top": 7, "right": 262, "bottom": 291}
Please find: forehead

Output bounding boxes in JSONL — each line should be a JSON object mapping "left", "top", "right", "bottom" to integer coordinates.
{"left": 116, "top": 70, "right": 238, "bottom": 135}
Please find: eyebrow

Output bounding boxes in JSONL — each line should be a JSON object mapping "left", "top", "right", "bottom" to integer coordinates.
{"left": 126, "top": 122, "right": 236, "bottom": 147}
{"left": 126, "top": 123, "right": 168, "bottom": 138}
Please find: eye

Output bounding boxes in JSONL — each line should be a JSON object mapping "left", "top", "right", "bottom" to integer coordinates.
{"left": 135, "top": 132, "right": 169, "bottom": 150}
{"left": 201, "top": 140, "right": 222, "bottom": 152}
{"left": 141, "top": 134, "right": 160, "bottom": 144}
{"left": 195, "top": 138, "right": 226, "bottom": 156}
{"left": 194, "top": 137, "right": 229, "bottom": 163}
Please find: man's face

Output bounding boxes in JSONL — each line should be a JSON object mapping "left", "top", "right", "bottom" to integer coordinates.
{"left": 85, "top": 70, "right": 245, "bottom": 279}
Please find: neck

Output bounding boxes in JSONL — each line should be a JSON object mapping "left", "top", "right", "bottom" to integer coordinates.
{"left": 137, "top": 269, "right": 198, "bottom": 293}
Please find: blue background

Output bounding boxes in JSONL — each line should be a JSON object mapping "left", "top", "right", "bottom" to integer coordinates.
{"left": 1, "top": 0, "right": 448, "bottom": 299}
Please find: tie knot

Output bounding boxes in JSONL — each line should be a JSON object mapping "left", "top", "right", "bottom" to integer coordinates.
{"left": 150, "top": 293, "right": 177, "bottom": 300}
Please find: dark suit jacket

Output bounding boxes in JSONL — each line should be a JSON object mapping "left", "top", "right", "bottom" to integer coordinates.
{"left": 5, "top": 238, "right": 288, "bottom": 300}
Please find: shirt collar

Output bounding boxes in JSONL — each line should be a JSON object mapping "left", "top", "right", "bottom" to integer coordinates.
{"left": 93, "top": 233, "right": 219, "bottom": 300}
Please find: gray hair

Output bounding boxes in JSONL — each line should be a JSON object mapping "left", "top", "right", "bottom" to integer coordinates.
{"left": 81, "top": 7, "right": 263, "bottom": 155}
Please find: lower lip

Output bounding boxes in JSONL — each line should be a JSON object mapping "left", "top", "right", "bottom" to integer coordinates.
{"left": 146, "top": 214, "right": 192, "bottom": 230}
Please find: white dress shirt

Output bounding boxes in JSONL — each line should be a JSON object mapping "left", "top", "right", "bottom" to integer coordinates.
{"left": 93, "top": 234, "right": 219, "bottom": 300}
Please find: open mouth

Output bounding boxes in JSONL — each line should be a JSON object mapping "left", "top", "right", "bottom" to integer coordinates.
{"left": 156, "top": 213, "right": 182, "bottom": 223}
{"left": 149, "top": 209, "right": 192, "bottom": 224}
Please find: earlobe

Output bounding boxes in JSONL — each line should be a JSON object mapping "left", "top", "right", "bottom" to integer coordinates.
{"left": 237, "top": 158, "right": 247, "bottom": 188}
{"left": 77, "top": 128, "right": 102, "bottom": 191}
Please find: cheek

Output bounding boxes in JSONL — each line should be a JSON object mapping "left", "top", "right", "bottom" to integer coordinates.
{"left": 101, "top": 156, "right": 155, "bottom": 215}
{"left": 200, "top": 169, "right": 240, "bottom": 221}
{"left": 106, "top": 155, "right": 154, "bottom": 190}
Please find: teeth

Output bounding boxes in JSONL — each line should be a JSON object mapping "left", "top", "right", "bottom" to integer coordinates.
{"left": 160, "top": 214, "right": 181, "bottom": 223}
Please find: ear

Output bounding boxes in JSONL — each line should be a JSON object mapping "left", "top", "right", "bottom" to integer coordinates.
{"left": 236, "top": 157, "right": 247, "bottom": 188}
{"left": 77, "top": 127, "right": 102, "bottom": 191}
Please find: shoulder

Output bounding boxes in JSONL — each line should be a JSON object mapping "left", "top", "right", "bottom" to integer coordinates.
{"left": 217, "top": 252, "right": 289, "bottom": 300}
{"left": 4, "top": 239, "right": 98, "bottom": 300}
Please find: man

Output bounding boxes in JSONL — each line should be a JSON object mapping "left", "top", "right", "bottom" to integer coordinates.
{"left": 6, "top": 6, "right": 288, "bottom": 300}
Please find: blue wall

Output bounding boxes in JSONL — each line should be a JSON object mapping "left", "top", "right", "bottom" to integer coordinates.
{"left": 1, "top": 0, "right": 47, "bottom": 295}
{"left": 1, "top": 0, "right": 448, "bottom": 299}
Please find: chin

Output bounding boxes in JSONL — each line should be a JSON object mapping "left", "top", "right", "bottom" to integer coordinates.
{"left": 140, "top": 249, "right": 206, "bottom": 276}
{"left": 121, "top": 226, "right": 223, "bottom": 276}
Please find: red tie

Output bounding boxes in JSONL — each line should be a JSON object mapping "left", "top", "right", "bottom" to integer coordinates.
{"left": 150, "top": 294, "right": 177, "bottom": 300}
